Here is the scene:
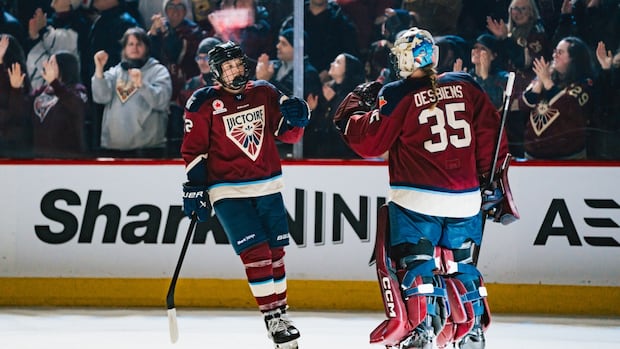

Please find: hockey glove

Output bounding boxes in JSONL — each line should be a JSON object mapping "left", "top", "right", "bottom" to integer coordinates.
{"left": 352, "top": 81, "right": 383, "bottom": 110}
{"left": 182, "top": 183, "right": 211, "bottom": 222}
{"left": 481, "top": 180, "right": 503, "bottom": 212}
{"left": 280, "top": 96, "right": 310, "bottom": 127}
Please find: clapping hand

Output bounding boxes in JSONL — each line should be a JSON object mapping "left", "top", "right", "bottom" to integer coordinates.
{"left": 532, "top": 56, "right": 552, "bottom": 89}
{"left": 0, "top": 35, "right": 9, "bottom": 63}
{"left": 596, "top": 41, "right": 612, "bottom": 70}
{"left": 41, "top": 56, "right": 59, "bottom": 84}
{"left": 486, "top": 16, "right": 507, "bottom": 39}
{"left": 28, "top": 8, "right": 47, "bottom": 39}
{"left": 128, "top": 68, "right": 142, "bottom": 88}
{"left": 8, "top": 63, "right": 25, "bottom": 89}
{"left": 255, "top": 53, "right": 274, "bottom": 81}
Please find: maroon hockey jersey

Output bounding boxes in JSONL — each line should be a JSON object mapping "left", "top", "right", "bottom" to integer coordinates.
{"left": 335, "top": 72, "right": 508, "bottom": 218}
{"left": 181, "top": 80, "right": 303, "bottom": 203}
{"left": 521, "top": 80, "right": 593, "bottom": 159}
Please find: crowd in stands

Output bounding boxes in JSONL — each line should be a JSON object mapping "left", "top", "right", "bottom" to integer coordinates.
{"left": 0, "top": 0, "right": 619, "bottom": 160}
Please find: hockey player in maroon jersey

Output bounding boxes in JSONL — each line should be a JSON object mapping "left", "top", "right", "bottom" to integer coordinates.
{"left": 334, "top": 27, "right": 519, "bottom": 349}
{"left": 180, "top": 41, "right": 309, "bottom": 349}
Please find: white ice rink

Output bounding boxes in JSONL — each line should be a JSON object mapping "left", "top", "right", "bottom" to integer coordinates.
{"left": 1, "top": 308, "right": 619, "bottom": 349}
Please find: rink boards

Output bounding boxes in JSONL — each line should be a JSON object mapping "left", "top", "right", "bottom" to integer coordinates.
{"left": 0, "top": 159, "right": 618, "bottom": 316}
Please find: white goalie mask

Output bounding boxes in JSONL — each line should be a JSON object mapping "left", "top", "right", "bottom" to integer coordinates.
{"left": 390, "top": 27, "right": 439, "bottom": 78}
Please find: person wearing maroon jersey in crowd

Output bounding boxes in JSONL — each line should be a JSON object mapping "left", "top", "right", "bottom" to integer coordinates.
{"left": 179, "top": 41, "right": 309, "bottom": 348}
{"left": 520, "top": 36, "right": 595, "bottom": 159}
{"left": 334, "top": 27, "right": 518, "bottom": 349}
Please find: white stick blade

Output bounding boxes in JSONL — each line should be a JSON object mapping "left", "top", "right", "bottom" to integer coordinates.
{"left": 168, "top": 308, "right": 179, "bottom": 343}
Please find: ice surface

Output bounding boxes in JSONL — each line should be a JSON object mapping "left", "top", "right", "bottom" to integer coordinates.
{"left": 1, "top": 308, "right": 619, "bottom": 349}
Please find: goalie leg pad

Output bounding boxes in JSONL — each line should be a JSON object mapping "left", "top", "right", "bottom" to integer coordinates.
{"left": 433, "top": 245, "right": 492, "bottom": 347}
{"left": 370, "top": 205, "right": 413, "bottom": 346}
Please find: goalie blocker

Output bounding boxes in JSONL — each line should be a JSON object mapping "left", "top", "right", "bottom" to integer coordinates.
{"left": 480, "top": 154, "right": 520, "bottom": 225}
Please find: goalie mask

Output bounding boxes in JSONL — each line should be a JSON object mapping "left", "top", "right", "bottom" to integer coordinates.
{"left": 391, "top": 27, "right": 439, "bottom": 78}
{"left": 208, "top": 41, "right": 249, "bottom": 90}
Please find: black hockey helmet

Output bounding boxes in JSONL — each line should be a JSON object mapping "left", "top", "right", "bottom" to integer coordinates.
{"left": 208, "top": 41, "right": 249, "bottom": 90}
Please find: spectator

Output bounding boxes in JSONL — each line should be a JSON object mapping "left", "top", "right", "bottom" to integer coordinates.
{"left": 149, "top": 0, "right": 206, "bottom": 102}
{"left": 189, "top": 0, "right": 218, "bottom": 34}
{"left": 365, "top": 39, "right": 397, "bottom": 84}
{"left": 91, "top": 27, "right": 172, "bottom": 158}
{"left": 378, "top": 7, "right": 414, "bottom": 45}
{"left": 304, "top": 53, "right": 364, "bottom": 159}
{"left": 84, "top": 0, "right": 140, "bottom": 153}
{"left": 255, "top": 28, "right": 322, "bottom": 158}
{"left": 254, "top": 29, "right": 321, "bottom": 104}
{"left": 434, "top": 34, "right": 471, "bottom": 74}
{"left": 22, "top": 51, "right": 87, "bottom": 158}
{"left": 467, "top": 33, "right": 510, "bottom": 110}
{"left": 0, "top": 0, "right": 27, "bottom": 47}
{"left": 457, "top": 0, "right": 511, "bottom": 42}
{"left": 520, "top": 36, "right": 595, "bottom": 159}
{"left": 336, "top": 0, "right": 393, "bottom": 59}
{"left": 85, "top": 0, "right": 140, "bottom": 86}
{"left": 487, "top": 0, "right": 552, "bottom": 158}
{"left": 138, "top": 0, "right": 196, "bottom": 28}
{"left": 177, "top": 36, "right": 222, "bottom": 108}
{"left": 26, "top": 0, "right": 90, "bottom": 90}
{"left": 280, "top": 0, "right": 360, "bottom": 83}
{"left": 209, "top": 0, "right": 274, "bottom": 74}
{"left": 400, "top": 0, "right": 463, "bottom": 36}
{"left": 0, "top": 33, "right": 32, "bottom": 158}
{"left": 171, "top": 36, "right": 222, "bottom": 157}
{"left": 552, "top": 0, "right": 620, "bottom": 51}
{"left": 588, "top": 41, "right": 620, "bottom": 159}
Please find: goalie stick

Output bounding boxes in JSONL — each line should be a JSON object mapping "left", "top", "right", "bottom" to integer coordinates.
{"left": 473, "top": 71, "right": 516, "bottom": 266}
{"left": 166, "top": 214, "right": 198, "bottom": 343}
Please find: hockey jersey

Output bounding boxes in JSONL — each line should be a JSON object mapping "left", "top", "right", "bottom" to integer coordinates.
{"left": 521, "top": 80, "right": 593, "bottom": 159}
{"left": 181, "top": 80, "right": 303, "bottom": 203}
{"left": 336, "top": 72, "right": 508, "bottom": 218}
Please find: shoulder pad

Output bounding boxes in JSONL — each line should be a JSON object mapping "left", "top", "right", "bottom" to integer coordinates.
{"left": 252, "top": 79, "right": 278, "bottom": 91}
{"left": 186, "top": 86, "right": 219, "bottom": 112}
{"left": 379, "top": 80, "right": 409, "bottom": 116}
{"left": 439, "top": 72, "right": 484, "bottom": 93}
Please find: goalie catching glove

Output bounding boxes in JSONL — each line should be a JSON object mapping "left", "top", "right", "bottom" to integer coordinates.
{"left": 333, "top": 81, "right": 383, "bottom": 132}
{"left": 352, "top": 81, "right": 382, "bottom": 110}
{"left": 182, "top": 183, "right": 211, "bottom": 222}
{"left": 280, "top": 96, "right": 310, "bottom": 127}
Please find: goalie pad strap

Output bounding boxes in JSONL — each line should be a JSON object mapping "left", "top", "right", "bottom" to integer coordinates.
{"left": 400, "top": 258, "right": 437, "bottom": 288}
{"left": 403, "top": 284, "right": 448, "bottom": 299}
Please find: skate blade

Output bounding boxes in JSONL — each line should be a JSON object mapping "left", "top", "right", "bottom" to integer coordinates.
{"left": 274, "top": 339, "right": 298, "bottom": 349}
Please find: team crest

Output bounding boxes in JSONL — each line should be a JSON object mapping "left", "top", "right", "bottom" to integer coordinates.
{"left": 223, "top": 106, "right": 265, "bottom": 161}
{"left": 115, "top": 77, "right": 138, "bottom": 103}
{"left": 530, "top": 102, "right": 560, "bottom": 136}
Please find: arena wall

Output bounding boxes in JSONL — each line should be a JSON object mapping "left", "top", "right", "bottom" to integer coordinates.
{"left": 0, "top": 159, "right": 618, "bottom": 316}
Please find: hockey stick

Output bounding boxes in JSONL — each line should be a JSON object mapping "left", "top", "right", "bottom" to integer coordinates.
{"left": 473, "top": 71, "right": 515, "bottom": 266}
{"left": 166, "top": 214, "right": 198, "bottom": 343}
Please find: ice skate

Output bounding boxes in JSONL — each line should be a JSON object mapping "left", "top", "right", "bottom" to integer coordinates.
{"left": 457, "top": 318, "right": 485, "bottom": 349}
{"left": 384, "top": 323, "right": 435, "bottom": 349}
{"left": 264, "top": 309, "right": 300, "bottom": 349}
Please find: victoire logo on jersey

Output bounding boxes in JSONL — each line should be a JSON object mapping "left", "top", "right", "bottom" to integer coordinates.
{"left": 223, "top": 105, "right": 265, "bottom": 161}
